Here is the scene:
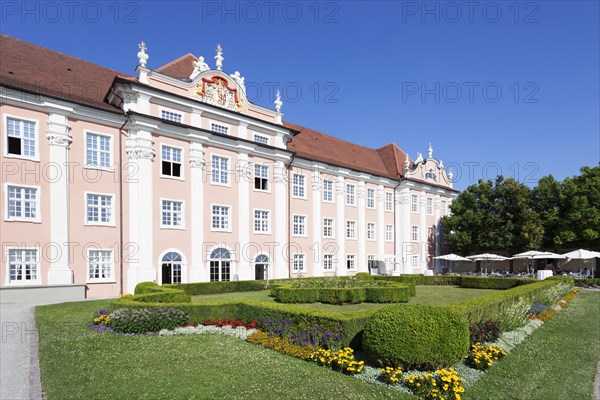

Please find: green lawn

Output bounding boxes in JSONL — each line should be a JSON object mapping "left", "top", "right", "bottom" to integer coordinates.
{"left": 191, "top": 285, "right": 501, "bottom": 312}
{"left": 36, "top": 300, "right": 413, "bottom": 400}
{"left": 463, "top": 290, "right": 600, "bottom": 400}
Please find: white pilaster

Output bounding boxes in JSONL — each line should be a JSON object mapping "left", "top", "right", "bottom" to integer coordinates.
{"left": 46, "top": 113, "right": 73, "bottom": 284}
{"left": 191, "top": 109, "right": 203, "bottom": 128}
{"left": 125, "top": 129, "right": 155, "bottom": 293}
{"left": 357, "top": 181, "right": 367, "bottom": 272}
{"left": 420, "top": 192, "right": 428, "bottom": 273}
{"left": 238, "top": 122, "right": 248, "bottom": 140}
{"left": 312, "top": 169, "right": 323, "bottom": 276}
{"left": 397, "top": 187, "right": 411, "bottom": 275}
{"left": 336, "top": 176, "right": 346, "bottom": 276}
{"left": 237, "top": 152, "right": 251, "bottom": 280}
{"left": 434, "top": 195, "right": 442, "bottom": 272}
{"left": 189, "top": 142, "right": 205, "bottom": 282}
{"left": 377, "top": 185, "right": 385, "bottom": 263}
{"left": 274, "top": 160, "right": 288, "bottom": 278}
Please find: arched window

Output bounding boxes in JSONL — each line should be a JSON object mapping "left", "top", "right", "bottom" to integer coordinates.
{"left": 209, "top": 248, "right": 231, "bottom": 281}
{"left": 425, "top": 168, "right": 437, "bottom": 181}
{"left": 161, "top": 251, "right": 183, "bottom": 284}
{"left": 254, "top": 254, "right": 270, "bottom": 280}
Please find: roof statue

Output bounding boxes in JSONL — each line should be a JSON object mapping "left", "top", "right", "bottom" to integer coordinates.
{"left": 404, "top": 154, "right": 410, "bottom": 170}
{"left": 415, "top": 152, "right": 423, "bottom": 164}
{"left": 137, "top": 41, "right": 149, "bottom": 67}
{"left": 230, "top": 71, "right": 246, "bottom": 94}
{"left": 428, "top": 143, "right": 433, "bottom": 158}
{"left": 274, "top": 90, "right": 283, "bottom": 112}
{"left": 439, "top": 159, "right": 444, "bottom": 169}
{"left": 190, "top": 56, "right": 210, "bottom": 80}
{"left": 214, "top": 44, "right": 223, "bottom": 70}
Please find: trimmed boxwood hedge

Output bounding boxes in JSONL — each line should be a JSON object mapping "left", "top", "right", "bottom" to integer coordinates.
{"left": 363, "top": 304, "right": 469, "bottom": 370}
{"left": 318, "top": 288, "right": 366, "bottom": 304}
{"left": 271, "top": 283, "right": 412, "bottom": 304}
{"left": 164, "top": 280, "right": 265, "bottom": 295}
{"left": 134, "top": 281, "right": 159, "bottom": 295}
{"left": 271, "top": 287, "right": 320, "bottom": 303}
{"left": 575, "top": 278, "right": 600, "bottom": 287}
{"left": 460, "top": 276, "right": 534, "bottom": 289}
{"left": 374, "top": 275, "right": 462, "bottom": 286}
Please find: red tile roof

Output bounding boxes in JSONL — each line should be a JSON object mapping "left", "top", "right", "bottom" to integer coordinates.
{"left": 0, "top": 35, "right": 129, "bottom": 112}
{"left": 1, "top": 35, "right": 412, "bottom": 180}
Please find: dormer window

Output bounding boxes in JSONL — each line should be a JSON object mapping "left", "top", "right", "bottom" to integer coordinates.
{"left": 425, "top": 168, "right": 437, "bottom": 181}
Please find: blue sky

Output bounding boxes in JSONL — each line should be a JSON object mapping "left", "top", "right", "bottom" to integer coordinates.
{"left": 2, "top": 0, "right": 598, "bottom": 190}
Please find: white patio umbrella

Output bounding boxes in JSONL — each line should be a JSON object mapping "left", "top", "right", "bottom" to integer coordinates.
{"left": 467, "top": 253, "right": 509, "bottom": 274}
{"left": 433, "top": 254, "right": 471, "bottom": 273}
{"left": 562, "top": 249, "right": 600, "bottom": 278}
{"left": 512, "top": 250, "right": 567, "bottom": 260}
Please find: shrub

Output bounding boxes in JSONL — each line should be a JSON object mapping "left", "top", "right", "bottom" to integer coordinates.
{"left": 165, "top": 280, "right": 265, "bottom": 295}
{"left": 468, "top": 320, "right": 501, "bottom": 345}
{"left": 354, "top": 272, "right": 374, "bottom": 281}
{"left": 402, "top": 368, "right": 465, "bottom": 400}
{"left": 132, "top": 286, "right": 191, "bottom": 304}
{"left": 574, "top": 278, "right": 600, "bottom": 287}
{"left": 460, "top": 276, "right": 533, "bottom": 290}
{"left": 363, "top": 304, "right": 469, "bottom": 370}
{"left": 464, "top": 343, "right": 507, "bottom": 371}
{"left": 318, "top": 288, "right": 366, "bottom": 304}
{"left": 108, "top": 307, "right": 188, "bottom": 334}
{"left": 271, "top": 287, "right": 320, "bottom": 303}
{"left": 374, "top": 275, "right": 461, "bottom": 286}
{"left": 134, "top": 281, "right": 159, "bottom": 295}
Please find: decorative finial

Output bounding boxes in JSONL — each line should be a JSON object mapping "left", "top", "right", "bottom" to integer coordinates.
{"left": 415, "top": 152, "right": 423, "bottom": 164}
{"left": 439, "top": 160, "right": 444, "bottom": 169}
{"left": 190, "top": 56, "right": 210, "bottom": 80}
{"left": 448, "top": 170, "right": 454, "bottom": 180}
{"left": 404, "top": 154, "right": 410, "bottom": 170}
{"left": 137, "top": 41, "right": 149, "bottom": 67}
{"left": 215, "top": 44, "right": 224, "bottom": 70}
{"left": 274, "top": 90, "right": 283, "bottom": 112}
{"left": 428, "top": 143, "right": 433, "bottom": 158}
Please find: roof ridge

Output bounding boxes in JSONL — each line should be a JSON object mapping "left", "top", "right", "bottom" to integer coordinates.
{"left": 284, "top": 121, "right": 386, "bottom": 152}
{"left": 155, "top": 53, "right": 197, "bottom": 72}
{"left": 0, "top": 35, "right": 132, "bottom": 77}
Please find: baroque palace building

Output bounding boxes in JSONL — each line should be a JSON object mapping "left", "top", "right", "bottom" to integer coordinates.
{"left": 0, "top": 35, "right": 458, "bottom": 299}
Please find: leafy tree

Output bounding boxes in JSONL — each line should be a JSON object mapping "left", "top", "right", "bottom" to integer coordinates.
{"left": 531, "top": 174, "right": 563, "bottom": 248}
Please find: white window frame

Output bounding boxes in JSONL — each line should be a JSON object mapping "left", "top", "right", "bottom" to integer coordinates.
{"left": 411, "top": 194, "right": 419, "bottom": 213}
{"left": 4, "top": 183, "right": 41, "bottom": 223}
{"left": 411, "top": 255, "right": 419, "bottom": 268}
{"left": 84, "top": 131, "right": 113, "bottom": 171}
{"left": 211, "top": 154, "right": 231, "bottom": 186}
{"left": 160, "top": 144, "right": 184, "bottom": 180}
{"left": 346, "top": 184, "right": 355, "bottom": 206}
{"left": 323, "top": 254, "right": 334, "bottom": 271}
{"left": 322, "top": 179, "right": 334, "bottom": 203}
{"left": 367, "top": 222, "right": 376, "bottom": 241}
{"left": 211, "top": 204, "right": 231, "bottom": 232}
{"left": 210, "top": 122, "right": 230, "bottom": 135}
{"left": 160, "top": 198, "right": 185, "bottom": 229}
{"left": 292, "top": 253, "right": 306, "bottom": 272}
{"left": 426, "top": 197, "right": 433, "bottom": 215}
{"left": 367, "top": 188, "right": 375, "bottom": 209}
{"left": 253, "top": 163, "right": 270, "bottom": 192}
{"left": 4, "top": 115, "right": 39, "bottom": 161}
{"left": 87, "top": 249, "right": 115, "bottom": 283}
{"left": 292, "top": 173, "right": 306, "bottom": 199}
{"left": 5, "top": 247, "right": 41, "bottom": 285}
{"left": 385, "top": 224, "right": 394, "bottom": 242}
{"left": 441, "top": 200, "right": 447, "bottom": 217}
{"left": 346, "top": 220, "right": 356, "bottom": 239}
{"left": 368, "top": 254, "right": 376, "bottom": 270}
{"left": 254, "top": 134, "right": 269, "bottom": 145}
{"left": 160, "top": 108, "right": 183, "bottom": 124}
{"left": 323, "top": 217, "right": 334, "bottom": 238}
{"left": 346, "top": 254, "right": 356, "bottom": 270}
{"left": 85, "top": 192, "right": 115, "bottom": 226}
{"left": 412, "top": 225, "right": 419, "bottom": 241}
{"left": 385, "top": 192, "right": 393, "bottom": 212}
{"left": 253, "top": 209, "right": 271, "bottom": 234}
{"left": 292, "top": 214, "right": 307, "bottom": 237}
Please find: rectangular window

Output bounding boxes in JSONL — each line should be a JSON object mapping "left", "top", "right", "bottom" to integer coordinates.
{"left": 86, "top": 132, "right": 111, "bottom": 169}
{"left": 211, "top": 205, "right": 230, "bottom": 230}
{"left": 323, "top": 180, "right": 334, "bottom": 202}
{"left": 426, "top": 198, "right": 433, "bottom": 215}
{"left": 292, "top": 215, "right": 306, "bottom": 236}
{"left": 211, "top": 123, "right": 229, "bottom": 135}
{"left": 88, "top": 250, "right": 113, "bottom": 281}
{"left": 346, "top": 184, "right": 355, "bottom": 205}
{"left": 441, "top": 200, "right": 447, "bottom": 216}
{"left": 254, "top": 209, "right": 270, "bottom": 233}
{"left": 161, "top": 110, "right": 182, "bottom": 123}
{"left": 162, "top": 200, "right": 183, "bottom": 227}
{"left": 254, "top": 135, "right": 269, "bottom": 145}
{"left": 254, "top": 164, "right": 269, "bottom": 191}
{"left": 161, "top": 146, "right": 182, "bottom": 178}
{"left": 412, "top": 225, "right": 419, "bottom": 241}
{"left": 292, "top": 173, "right": 305, "bottom": 198}
{"left": 411, "top": 255, "right": 419, "bottom": 268}
{"left": 346, "top": 254, "right": 356, "bottom": 270}
{"left": 86, "top": 194, "right": 113, "bottom": 224}
{"left": 211, "top": 155, "right": 229, "bottom": 184}
{"left": 368, "top": 255, "right": 376, "bottom": 270}
{"left": 385, "top": 224, "right": 394, "bottom": 242}
{"left": 346, "top": 220, "right": 356, "bottom": 239}
{"left": 385, "top": 192, "right": 393, "bottom": 212}
{"left": 6, "top": 117, "right": 36, "bottom": 158}
{"left": 411, "top": 194, "right": 418, "bottom": 213}
{"left": 7, "top": 185, "right": 38, "bottom": 221}
{"left": 7, "top": 249, "right": 38, "bottom": 282}
{"left": 323, "top": 254, "right": 334, "bottom": 271}
{"left": 367, "top": 222, "right": 376, "bottom": 240}
{"left": 323, "top": 217, "right": 334, "bottom": 238}
{"left": 367, "top": 188, "right": 375, "bottom": 208}
{"left": 293, "top": 253, "right": 305, "bottom": 272}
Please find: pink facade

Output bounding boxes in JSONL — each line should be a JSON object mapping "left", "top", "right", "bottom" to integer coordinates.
{"left": 0, "top": 36, "right": 458, "bottom": 297}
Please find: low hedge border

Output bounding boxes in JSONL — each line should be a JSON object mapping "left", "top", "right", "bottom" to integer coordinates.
{"left": 164, "top": 280, "right": 266, "bottom": 295}
{"left": 271, "top": 284, "right": 412, "bottom": 304}
{"left": 574, "top": 278, "right": 600, "bottom": 287}
{"left": 460, "top": 276, "right": 535, "bottom": 289}
{"left": 374, "top": 275, "right": 461, "bottom": 286}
